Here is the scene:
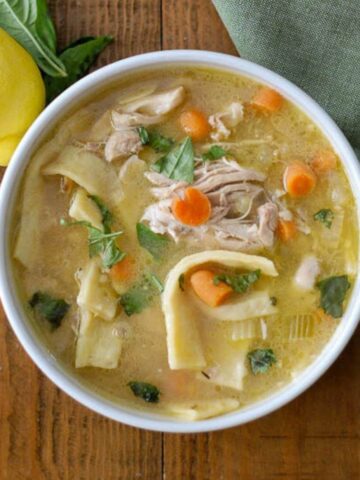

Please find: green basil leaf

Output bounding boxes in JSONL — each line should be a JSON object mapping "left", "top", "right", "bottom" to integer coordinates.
{"left": 313, "top": 208, "right": 334, "bottom": 229}
{"left": 29, "top": 291, "right": 69, "bottom": 329}
{"left": 89, "top": 195, "right": 113, "bottom": 232}
{"left": 120, "top": 273, "right": 163, "bottom": 316}
{"left": 44, "top": 35, "right": 113, "bottom": 101}
{"left": 247, "top": 349, "right": 276, "bottom": 375}
{"left": 137, "top": 126, "right": 174, "bottom": 152}
{"left": 60, "top": 218, "right": 124, "bottom": 269}
{"left": 316, "top": 275, "right": 351, "bottom": 318}
{"left": 214, "top": 269, "right": 261, "bottom": 293}
{"left": 128, "top": 381, "right": 160, "bottom": 403}
{"left": 202, "top": 145, "right": 227, "bottom": 161}
{"left": 152, "top": 136, "right": 194, "bottom": 183}
{"left": 0, "top": 0, "right": 67, "bottom": 77}
{"left": 136, "top": 223, "right": 169, "bottom": 260}
{"left": 137, "top": 126, "right": 149, "bottom": 145}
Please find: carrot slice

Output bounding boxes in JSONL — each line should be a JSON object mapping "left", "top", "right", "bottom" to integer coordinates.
{"left": 172, "top": 187, "right": 211, "bottom": 226}
{"left": 311, "top": 149, "right": 337, "bottom": 174}
{"left": 109, "top": 255, "right": 134, "bottom": 282}
{"left": 180, "top": 109, "right": 210, "bottom": 141}
{"left": 252, "top": 87, "right": 283, "bottom": 113}
{"left": 190, "top": 270, "right": 233, "bottom": 308}
{"left": 277, "top": 219, "right": 297, "bottom": 242}
{"left": 283, "top": 163, "right": 317, "bottom": 197}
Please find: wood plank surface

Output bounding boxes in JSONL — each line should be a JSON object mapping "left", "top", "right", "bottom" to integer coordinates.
{"left": 0, "top": 1, "right": 359, "bottom": 479}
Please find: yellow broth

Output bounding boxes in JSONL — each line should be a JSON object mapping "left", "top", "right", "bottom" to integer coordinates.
{"left": 11, "top": 67, "right": 358, "bottom": 417}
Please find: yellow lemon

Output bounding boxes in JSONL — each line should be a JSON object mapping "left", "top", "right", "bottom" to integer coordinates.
{"left": 0, "top": 28, "right": 45, "bottom": 166}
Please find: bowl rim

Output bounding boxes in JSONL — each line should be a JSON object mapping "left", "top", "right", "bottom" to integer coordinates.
{"left": 0, "top": 49, "right": 359, "bottom": 433}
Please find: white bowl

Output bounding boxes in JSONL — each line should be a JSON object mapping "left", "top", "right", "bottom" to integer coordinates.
{"left": 0, "top": 50, "right": 359, "bottom": 433}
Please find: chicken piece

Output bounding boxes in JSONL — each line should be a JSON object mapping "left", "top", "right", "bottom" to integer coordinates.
{"left": 112, "top": 86, "right": 185, "bottom": 128}
{"left": 143, "top": 158, "right": 278, "bottom": 251}
{"left": 122, "top": 86, "right": 185, "bottom": 115}
{"left": 104, "top": 129, "right": 142, "bottom": 162}
{"left": 209, "top": 102, "right": 244, "bottom": 141}
{"left": 294, "top": 255, "right": 320, "bottom": 290}
{"left": 258, "top": 202, "right": 278, "bottom": 247}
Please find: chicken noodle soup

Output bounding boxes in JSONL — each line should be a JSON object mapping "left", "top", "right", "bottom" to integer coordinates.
{"left": 12, "top": 67, "right": 358, "bottom": 420}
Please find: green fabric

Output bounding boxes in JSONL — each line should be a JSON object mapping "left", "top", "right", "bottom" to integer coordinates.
{"left": 213, "top": 0, "right": 360, "bottom": 151}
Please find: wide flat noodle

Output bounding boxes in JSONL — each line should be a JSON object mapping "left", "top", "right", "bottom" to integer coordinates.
{"left": 42, "top": 145, "right": 124, "bottom": 210}
{"left": 162, "top": 250, "right": 278, "bottom": 370}
{"left": 77, "top": 259, "right": 118, "bottom": 321}
{"left": 69, "top": 187, "right": 103, "bottom": 230}
{"left": 75, "top": 309, "right": 122, "bottom": 368}
{"left": 193, "top": 290, "right": 278, "bottom": 321}
{"left": 14, "top": 142, "right": 60, "bottom": 268}
{"left": 165, "top": 398, "right": 239, "bottom": 420}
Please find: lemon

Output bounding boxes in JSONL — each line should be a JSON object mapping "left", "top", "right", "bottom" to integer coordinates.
{"left": 0, "top": 28, "right": 45, "bottom": 166}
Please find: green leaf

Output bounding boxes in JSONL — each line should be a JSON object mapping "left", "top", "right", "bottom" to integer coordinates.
{"left": 136, "top": 223, "right": 169, "bottom": 260}
{"left": 29, "top": 291, "right": 69, "bottom": 329}
{"left": 0, "top": 0, "right": 67, "bottom": 77}
{"left": 44, "top": 35, "right": 113, "bottom": 101}
{"left": 316, "top": 275, "right": 351, "bottom": 318}
{"left": 214, "top": 270, "right": 261, "bottom": 293}
{"left": 247, "top": 349, "right": 277, "bottom": 375}
{"left": 314, "top": 209, "right": 334, "bottom": 229}
{"left": 60, "top": 218, "right": 124, "bottom": 269}
{"left": 137, "top": 126, "right": 149, "bottom": 144}
{"left": 137, "top": 126, "right": 174, "bottom": 153}
{"left": 89, "top": 195, "right": 113, "bottom": 232}
{"left": 128, "top": 381, "right": 160, "bottom": 403}
{"left": 202, "top": 145, "right": 227, "bottom": 161}
{"left": 120, "top": 273, "right": 163, "bottom": 316}
{"left": 152, "top": 137, "right": 194, "bottom": 183}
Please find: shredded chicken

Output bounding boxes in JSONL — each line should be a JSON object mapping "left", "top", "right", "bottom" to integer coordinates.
{"left": 93, "top": 87, "right": 186, "bottom": 162}
{"left": 208, "top": 102, "right": 244, "bottom": 141}
{"left": 294, "top": 255, "right": 320, "bottom": 290}
{"left": 104, "top": 129, "right": 142, "bottom": 162}
{"left": 112, "top": 86, "right": 185, "bottom": 128}
{"left": 142, "top": 158, "right": 279, "bottom": 251}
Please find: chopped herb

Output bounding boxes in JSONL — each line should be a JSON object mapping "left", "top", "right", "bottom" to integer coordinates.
{"left": 136, "top": 223, "right": 169, "bottom": 260}
{"left": 202, "top": 145, "right": 227, "bottom": 161}
{"left": 137, "top": 126, "right": 174, "bottom": 153}
{"left": 152, "top": 136, "right": 194, "bottom": 183}
{"left": 60, "top": 218, "right": 125, "bottom": 269}
{"left": 247, "top": 349, "right": 277, "bottom": 375}
{"left": 214, "top": 269, "right": 261, "bottom": 293}
{"left": 314, "top": 209, "right": 334, "bottom": 229}
{"left": 120, "top": 273, "right": 163, "bottom": 316}
{"left": 201, "top": 370, "right": 210, "bottom": 379}
{"left": 128, "top": 381, "right": 160, "bottom": 403}
{"left": 178, "top": 273, "right": 185, "bottom": 291}
{"left": 89, "top": 195, "right": 113, "bottom": 232}
{"left": 316, "top": 275, "right": 351, "bottom": 318}
{"left": 137, "top": 126, "right": 149, "bottom": 144}
{"left": 270, "top": 296, "right": 278, "bottom": 306}
{"left": 29, "top": 292, "right": 70, "bottom": 329}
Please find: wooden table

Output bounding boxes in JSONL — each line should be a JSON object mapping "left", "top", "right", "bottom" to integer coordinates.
{"left": 0, "top": 1, "right": 359, "bottom": 478}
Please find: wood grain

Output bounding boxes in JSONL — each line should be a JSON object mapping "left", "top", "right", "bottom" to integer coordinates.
{"left": 0, "top": 1, "right": 359, "bottom": 479}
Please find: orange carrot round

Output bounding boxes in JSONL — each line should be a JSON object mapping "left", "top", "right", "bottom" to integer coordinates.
{"left": 311, "top": 149, "right": 337, "bottom": 174}
{"left": 252, "top": 87, "right": 283, "bottom": 113}
{"left": 190, "top": 270, "right": 233, "bottom": 307}
{"left": 172, "top": 187, "right": 211, "bottom": 226}
{"left": 277, "top": 219, "right": 297, "bottom": 242}
{"left": 109, "top": 255, "right": 134, "bottom": 282}
{"left": 283, "top": 163, "right": 317, "bottom": 197}
{"left": 179, "top": 109, "right": 210, "bottom": 141}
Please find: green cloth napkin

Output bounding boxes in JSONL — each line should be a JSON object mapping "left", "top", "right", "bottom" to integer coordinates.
{"left": 213, "top": 0, "right": 360, "bottom": 152}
